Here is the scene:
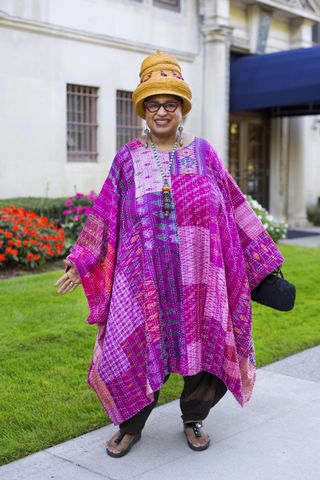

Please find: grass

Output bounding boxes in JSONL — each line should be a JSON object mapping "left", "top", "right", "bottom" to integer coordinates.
{"left": 0, "top": 245, "right": 319, "bottom": 465}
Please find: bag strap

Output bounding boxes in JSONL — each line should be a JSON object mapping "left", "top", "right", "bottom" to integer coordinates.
{"left": 273, "top": 267, "right": 284, "bottom": 278}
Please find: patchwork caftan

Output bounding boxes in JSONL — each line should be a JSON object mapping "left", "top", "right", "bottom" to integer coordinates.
{"left": 66, "top": 137, "right": 284, "bottom": 425}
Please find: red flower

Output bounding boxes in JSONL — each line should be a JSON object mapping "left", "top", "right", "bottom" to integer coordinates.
{"left": 5, "top": 247, "right": 18, "bottom": 255}
{"left": 0, "top": 253, "right": 5, "bottom": 262}
{"left": 5, "top": 231, "right": 13, "bottom": 238}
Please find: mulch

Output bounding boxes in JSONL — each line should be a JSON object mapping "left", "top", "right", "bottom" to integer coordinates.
{"left": 0, "top": 261, "right": 65, "bottom": 280}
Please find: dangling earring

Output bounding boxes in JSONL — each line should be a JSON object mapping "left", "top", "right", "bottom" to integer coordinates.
{"left": 144, "top": 127, "right": 150, "bottom": 148}
{"left": 178, "top": 125, "right": 183, "bottom": 147}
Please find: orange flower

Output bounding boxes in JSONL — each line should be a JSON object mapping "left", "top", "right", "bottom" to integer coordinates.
{"left": 5, "top": 231, "right": 13, "bottom": 238}
{"left": 12, "top": 225, "right": 20, "bottom": 232}
{"left": 0, "top": 228, "right": 4, "bottom": 234}
{"left": 23, "top": 240, "right": 29, "bottom": 246}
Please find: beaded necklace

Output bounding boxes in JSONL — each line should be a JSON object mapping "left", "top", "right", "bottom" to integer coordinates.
{"left": 150, "top": 138, "right": 178, "bottom": 217}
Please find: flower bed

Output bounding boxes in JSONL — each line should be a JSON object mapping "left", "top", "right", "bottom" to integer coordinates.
{"left": 62, "top": 191, "right": 97, "bottom": 249}
{"left": 246, "top": 195, "right": 287, "bottom": 242}
{"left": 0, "top": 206, "right": 66, "bottom": 269}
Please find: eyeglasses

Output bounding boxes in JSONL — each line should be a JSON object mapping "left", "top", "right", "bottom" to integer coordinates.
{"left": 143, "top": 100, "right": 181, "bottom": 113}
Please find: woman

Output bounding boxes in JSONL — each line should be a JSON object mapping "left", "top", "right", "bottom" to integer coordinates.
{"left": 55, "top": 50, "right": 284, "bottom": 458}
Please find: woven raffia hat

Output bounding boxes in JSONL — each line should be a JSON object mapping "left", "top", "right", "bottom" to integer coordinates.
{"left": 132, "top": 50, "right": 192, "bottom": 119}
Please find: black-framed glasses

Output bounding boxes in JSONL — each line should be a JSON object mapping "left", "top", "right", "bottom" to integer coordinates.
{"left": 143, "top": 100, "right": 181, "bottom": 113}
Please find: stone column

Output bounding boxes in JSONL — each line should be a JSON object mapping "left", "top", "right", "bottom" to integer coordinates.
{"left": 285, "top": 18, "right": 313, "bottom": 226}
{"left": 287, "top": 117, "right": 310, "bottom": 227}
{"left": 270, "top": 116, "right": 309, "bottom": 227}
{"left": 269, "top": 117, "right": 289, "bottom": 223}
{"left": 201, "top": 1, "right": 232, "bottom": 165}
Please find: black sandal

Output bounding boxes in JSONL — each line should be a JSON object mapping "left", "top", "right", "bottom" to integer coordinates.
{"left": 106, "top": 431, "right": 142, "bottom": 458}
{"left": 183, "top": 421, "right": 210, "bottom": 451}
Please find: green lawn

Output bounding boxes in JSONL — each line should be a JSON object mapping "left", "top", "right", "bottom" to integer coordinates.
{"left": 0, "top": 245, "right": 319, "bottom": 465}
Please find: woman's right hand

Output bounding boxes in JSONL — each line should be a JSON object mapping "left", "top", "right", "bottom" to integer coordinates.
{"left": 54, "top": 260, "right": 81, "bottom": 295}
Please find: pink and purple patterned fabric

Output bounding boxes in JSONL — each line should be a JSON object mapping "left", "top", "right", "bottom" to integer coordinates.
{"left": 66, "top": 137, "right": 284, "bottom": 425}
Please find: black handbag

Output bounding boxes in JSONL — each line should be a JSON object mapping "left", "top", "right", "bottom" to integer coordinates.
{"left": 251, "top": 268, "right": 296, "bottom": 311}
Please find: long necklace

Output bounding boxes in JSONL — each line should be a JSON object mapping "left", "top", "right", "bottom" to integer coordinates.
{"left": 150, "top": 137, "right": 178, "bottom": 217}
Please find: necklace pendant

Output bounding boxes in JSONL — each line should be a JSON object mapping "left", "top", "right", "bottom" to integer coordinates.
{"left": 162, "top": 184, "right": 172, "bottom": 216}
{"left": 150, "top": 138, "right": 178, "bottom": 217}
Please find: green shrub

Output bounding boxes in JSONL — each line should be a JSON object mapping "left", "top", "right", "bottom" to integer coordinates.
{"left": 0, "top": 193, "right": 287, "bottom": 252}
{"left": 245, "top": 195, "right": 287, "bottom": 242}
{"left": 307, "top": 205, "right": 320, "bottom": 226}
{"left": 0, "top": 197, "right": 68, "bottom": 226}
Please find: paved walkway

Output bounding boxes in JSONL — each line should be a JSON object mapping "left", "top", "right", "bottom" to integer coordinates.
{"left": 1, "top": 346, "right": 320, "bottom": 480}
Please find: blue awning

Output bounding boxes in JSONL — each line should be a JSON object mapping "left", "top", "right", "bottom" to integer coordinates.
{"left": 230, "top": 46, "right": 320, "bottom": 115}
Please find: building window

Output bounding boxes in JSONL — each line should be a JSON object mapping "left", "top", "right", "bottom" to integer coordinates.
{"left": 66, "top": 84, "right": 98, "bottom": 162}
{"left": 312, "top": 23, "right": 320, "bottom": 44}
{"left": 116, "top": 90, "right": 142, "bottom": 150}
{"left": 153, "top": 0, "right": 181, "bottom": 12}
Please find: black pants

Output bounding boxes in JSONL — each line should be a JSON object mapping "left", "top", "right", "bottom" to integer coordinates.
{"left": 119, "top": 371, "right": 227, "bottom": 435}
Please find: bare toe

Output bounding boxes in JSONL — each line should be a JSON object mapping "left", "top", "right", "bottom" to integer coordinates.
{"left": 184, "top": 422, "right": 210, "bottom": 450}
{"left": 106, "top": 432, "right": 136, "bottom": 455}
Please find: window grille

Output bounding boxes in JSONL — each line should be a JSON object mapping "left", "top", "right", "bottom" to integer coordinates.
{"left": 116, "top": 90, "right": 142, "bottom": 150}
{"left": 153, "top": 0, "right": 180, "bottom": 12}
{"left": 66, "top": 84, "right": 98, "bottom": 162}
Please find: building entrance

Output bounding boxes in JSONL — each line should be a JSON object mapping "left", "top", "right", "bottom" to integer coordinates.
{"left": 229, "top": 113, "right": 270, "bottom": 209}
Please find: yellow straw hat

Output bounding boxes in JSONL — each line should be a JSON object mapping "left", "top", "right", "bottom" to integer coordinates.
{"left": 132, "top": 50, "right": 192, "bottom": 119}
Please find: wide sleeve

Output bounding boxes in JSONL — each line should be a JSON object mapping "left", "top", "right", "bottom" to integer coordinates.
{"left": 66, "top": 152, "right": 123, "bottom": 324}
{"left": 206, "top": 142, "right": 284, "bottom": 291}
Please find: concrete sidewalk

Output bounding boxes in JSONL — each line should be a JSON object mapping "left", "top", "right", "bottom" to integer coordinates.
{"left": 1, "top": 346, "right": 320, "bottom": 480}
